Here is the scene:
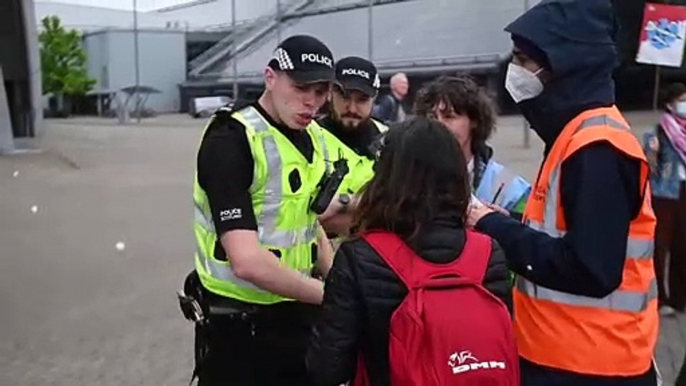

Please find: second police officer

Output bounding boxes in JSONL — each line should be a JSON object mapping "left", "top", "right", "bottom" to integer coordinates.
{"left": 316, "top": 56, "right": 388, "bottom": 238}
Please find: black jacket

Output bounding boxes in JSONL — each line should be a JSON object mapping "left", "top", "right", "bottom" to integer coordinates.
{"left": 307, "top": 212, "right": 512, "bottom": 386}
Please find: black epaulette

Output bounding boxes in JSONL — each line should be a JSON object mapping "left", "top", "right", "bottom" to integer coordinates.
{"left": 212, "top": 107, "right": 233, "bottom": 122}
{"left": 207, "top": 107, "right": 242, "bottom": 132}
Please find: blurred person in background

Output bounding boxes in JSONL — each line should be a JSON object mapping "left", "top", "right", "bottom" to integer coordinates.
{"left": 372, "top": 72, "right": 409, "bottom": 123}
{"left": 316, "top": 56, "right": 388, "bottom": 238}
{"left": 307, "top": 117, "right": 513, "bottom": 386}
{"left": 467, "top": 0, "right": 660, "bottom": 385}
{"left": 642, "top": 82, "right": 686, "bottom": 316}
{"left": 414, "top": 75, "right": 531, "bottom": 218}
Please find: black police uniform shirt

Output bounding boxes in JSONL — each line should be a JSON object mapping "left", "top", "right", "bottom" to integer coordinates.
{"left": 317, "top": 114, "right": 382, "bottom": 160}
{"left": 196, "top": 102, "right": 314, "bottom": 251}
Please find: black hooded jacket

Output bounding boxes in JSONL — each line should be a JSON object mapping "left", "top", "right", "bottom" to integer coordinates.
{"left": 476, "top": 1, "right": 657, "bottom": 385}
{"left": 307, "top": 211, "right": 511, "bottom": 386}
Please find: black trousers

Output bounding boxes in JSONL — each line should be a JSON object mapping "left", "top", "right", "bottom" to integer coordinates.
{"left": 195, "top": 301, "right": 319, "bottom": 386}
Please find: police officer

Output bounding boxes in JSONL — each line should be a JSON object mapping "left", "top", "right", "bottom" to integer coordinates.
{"left": 189, "top": 35, "right": 336, "bottom": 386}
{"left": 316, "top": 56, "right": 387, "bottom": 236}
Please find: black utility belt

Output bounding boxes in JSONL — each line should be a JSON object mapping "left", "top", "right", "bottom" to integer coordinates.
{"left": 210, "top": 295, "right": 316, "bottom": 315}
{"left": 206, "top": 296, "right": 262, "bottom": 317}
{"left": 177, "top": 270, "right": 318, "bottom": 324}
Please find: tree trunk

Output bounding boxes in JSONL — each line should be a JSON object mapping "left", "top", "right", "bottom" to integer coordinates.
{"left": 62, "top": 95, "right": 72, "bottom": 117}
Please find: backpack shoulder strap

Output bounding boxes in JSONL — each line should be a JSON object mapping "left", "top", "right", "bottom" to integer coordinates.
{"left": 451, "top": 231, "right": 493, "bottom": 283}
{"left": 362, "top": 231, "right": 418, "bottom": 287}
{"left": 363, "top": 230, "right": 494, "bottom": 286}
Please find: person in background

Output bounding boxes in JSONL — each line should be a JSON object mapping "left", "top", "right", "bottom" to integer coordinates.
{"left": 414, "top": 75, "right": 531, "bottom": 218}
{"left": 307, "top": 117, "right": 512, "bottom": 386}
{"left": 316, "top": 56, "right": 388, "bottom": 238}
{"left": 372, "top": 72, "right": 409, "bottom": 124}
{"left": 188, "top": 35, "right": 336, "bottom": 385}
{"left": 467, "top": 1, "right": 660, "bottom": 385}
{"left": 642, "top": 82, "right": 686, "bottom": 316}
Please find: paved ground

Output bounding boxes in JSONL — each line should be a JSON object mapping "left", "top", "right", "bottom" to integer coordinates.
{"left": 0, "top": 111, "right": 683, "bottom": 385}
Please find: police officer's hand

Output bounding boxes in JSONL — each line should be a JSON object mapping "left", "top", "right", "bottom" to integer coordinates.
{"left": 486, "top": 203, "right": 510, "bottom": 216}
{"left": 319, "top": 194, "right": 358, "bottom": 236}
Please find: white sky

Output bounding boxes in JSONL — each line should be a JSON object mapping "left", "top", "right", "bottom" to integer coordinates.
{"left": 36, "top": 0, "right": 198, "bottom": 12}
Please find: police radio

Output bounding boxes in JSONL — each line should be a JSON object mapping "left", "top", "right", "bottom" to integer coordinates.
{"left": 366, "top": 131, "right": 386, "bottom": 161}
{"left": 310, "top": 157, "right": 349, "bottom": 215}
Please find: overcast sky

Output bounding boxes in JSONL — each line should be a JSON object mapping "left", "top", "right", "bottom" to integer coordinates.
{"left": 36, "top": 0, "right": 198, "bottom": 12}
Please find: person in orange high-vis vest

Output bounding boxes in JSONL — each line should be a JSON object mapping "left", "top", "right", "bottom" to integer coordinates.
{"left": 466, "top": 1, "right": 661, "bottom": 386}
{"left": 515, "top": 106, "right": 658, "bottom": 374}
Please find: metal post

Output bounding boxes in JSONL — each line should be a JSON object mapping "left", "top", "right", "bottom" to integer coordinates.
{"left": 368, "top": 0, "right": 373, "bottom": 60}
{"left": 522, "top": 0, "right": 531, "bottom": 148}
{"left": 133, "top": 0, "right": 141, "bottom": 123}
{"left": 276, "top": 0, "right": 282, "bottom": 43}
{"left": 653, "top": 65, "right": 661, "bottom": 111}
{"left": 231, "top": 0, "right": 238, "bottom": 101}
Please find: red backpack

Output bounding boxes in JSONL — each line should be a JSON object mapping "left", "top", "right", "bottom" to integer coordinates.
{"left": 354, "top": 230, "right": 519, "bottom": 386}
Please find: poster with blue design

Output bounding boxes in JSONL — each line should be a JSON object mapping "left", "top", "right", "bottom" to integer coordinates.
{"left": 636, "top": 3, "right": 686, "bottom": 68}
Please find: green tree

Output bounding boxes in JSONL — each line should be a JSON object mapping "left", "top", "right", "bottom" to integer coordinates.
{"left": 39, "top": 16, "right": 95, "bottom": 100}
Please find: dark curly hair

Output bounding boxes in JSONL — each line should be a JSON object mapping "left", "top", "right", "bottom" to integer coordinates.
{"left": 352, "top": 117, "right": 470, "bottom": 246}
{"left": 413, "top": 75, "right": 496, "bottom": 155}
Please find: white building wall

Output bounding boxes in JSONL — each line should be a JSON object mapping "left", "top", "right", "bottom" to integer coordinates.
{"left": 85, "top": 29, "right": 186, "bottom": 113}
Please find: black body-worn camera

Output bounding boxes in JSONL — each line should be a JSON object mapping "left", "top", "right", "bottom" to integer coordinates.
{"left": 310, "top": 158, "right": 349, "bottom": 215}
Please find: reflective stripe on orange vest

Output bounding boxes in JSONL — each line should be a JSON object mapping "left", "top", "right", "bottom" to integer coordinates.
{"left": 515, "top": 106, "right": 659, "bottom": 377}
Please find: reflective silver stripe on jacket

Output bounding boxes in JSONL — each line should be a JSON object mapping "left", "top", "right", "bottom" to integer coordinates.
{"left": 315, "top": 123, "right": 333, "bottom": 173}
{"left": 521, "top": 113, "right": 655, "bottom": 312}
{"left": 577, "top": 114, "right": 629, "bottom": 131}
{"left": 241, "top": 106, "right": 318, "bottom": 248}
{"left": 526, "top": 220, "right": 654, "bottom": 260}
{"left": 194, "top": 202, "right": 213, "bottom": 232}
{"left": 516, "top": 276, "right": 658, "bottom": 313}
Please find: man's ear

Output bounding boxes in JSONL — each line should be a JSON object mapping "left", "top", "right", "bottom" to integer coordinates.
{"left": 264, "top": 67, "right": 277, "bottom": 91}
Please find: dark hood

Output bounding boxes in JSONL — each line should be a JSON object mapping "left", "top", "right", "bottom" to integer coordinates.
{"left": 505, "top": 0, "right": 618, "bottom": 148}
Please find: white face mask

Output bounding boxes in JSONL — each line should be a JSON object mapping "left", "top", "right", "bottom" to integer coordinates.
{"left": 675, "top": 101, "right": 686, "bottom": 118}
{"left": 505, "top": 63, "right": 544, "bottom": 103}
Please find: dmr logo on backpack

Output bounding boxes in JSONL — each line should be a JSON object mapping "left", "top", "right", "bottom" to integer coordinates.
{"left": 448, "top": 350, "right": 506, "bottom": 374}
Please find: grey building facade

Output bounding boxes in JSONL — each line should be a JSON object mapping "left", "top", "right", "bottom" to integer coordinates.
{"left": 83, "top": 29, "right": 187, "bottom": 113}
{"left": 0, "top": 0, "right": 43, "bottom": 151}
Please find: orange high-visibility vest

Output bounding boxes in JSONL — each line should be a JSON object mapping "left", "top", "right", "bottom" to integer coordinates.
{"left": 514, "top": 106, "right": 659, "bottom": 376}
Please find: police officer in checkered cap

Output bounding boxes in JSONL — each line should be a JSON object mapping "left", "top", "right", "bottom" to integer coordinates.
{"left": 186, "top": 34, "right": 337, "bottom": 385}
{"left": 315, "top": 56, "right": 388, "bottom": 239}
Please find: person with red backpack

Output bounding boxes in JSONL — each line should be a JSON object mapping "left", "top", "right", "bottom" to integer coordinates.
{"left": 306, "top": 117, "right": 518, "bottom": 386}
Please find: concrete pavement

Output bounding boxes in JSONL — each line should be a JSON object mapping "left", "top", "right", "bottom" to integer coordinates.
{"left": 0, "top": 111, "right": 683, "bottom": 385}
{"left": 0, "top": 115, "right": 198, "bottom": 385}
